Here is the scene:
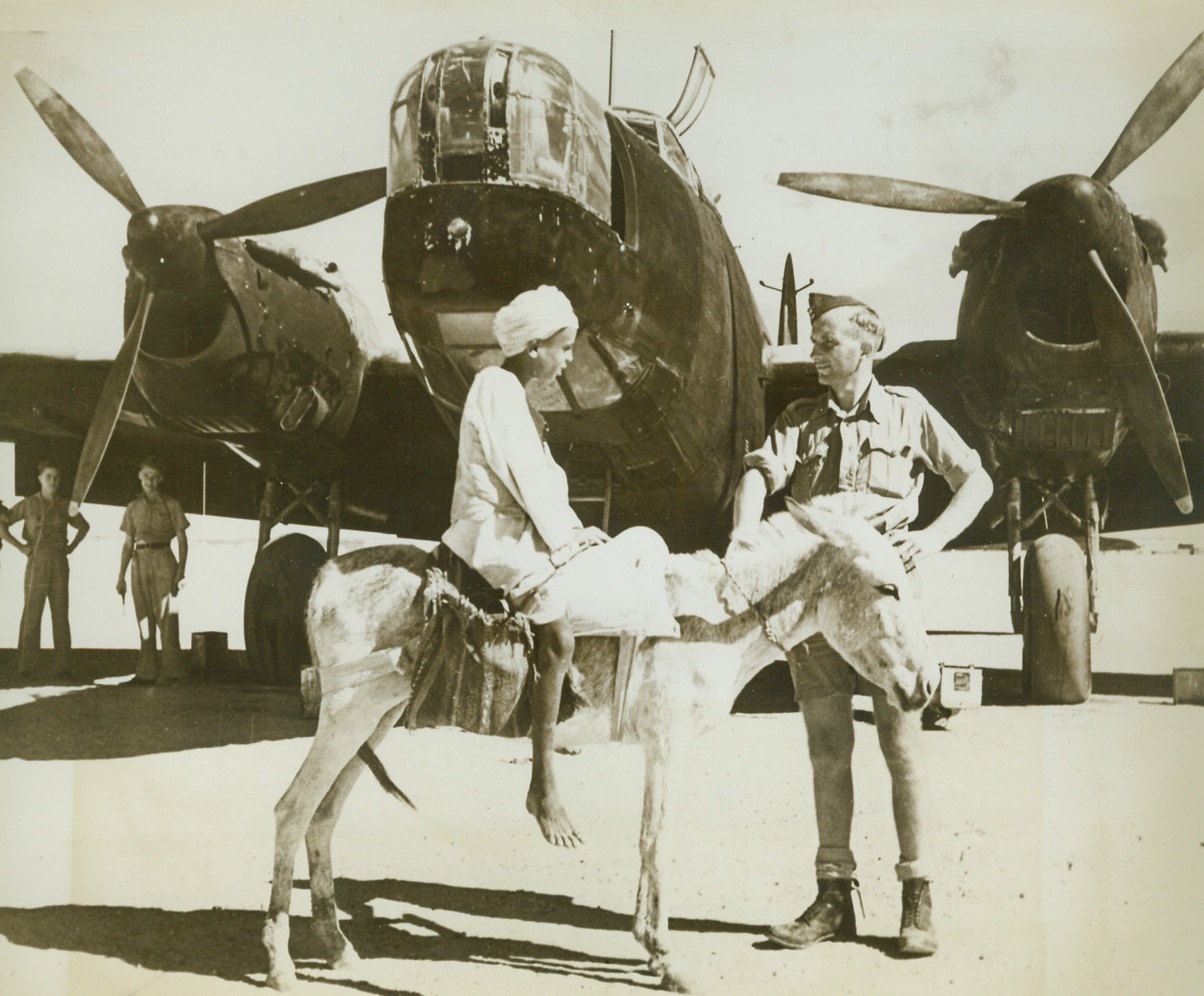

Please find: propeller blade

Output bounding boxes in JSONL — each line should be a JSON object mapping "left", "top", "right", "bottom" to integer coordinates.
{"left": 68, "top": 281, "right": 156, "bottom": 514}
{"left": 1085, "top": 250, "right": 1192, "bottom": 514}
{"left": 197, "top": 167, "right": 388, "bottom": 241}
{"left": 1093, "top": 32, "right": 1204, "bottom": 186}
{"left": 778, "top": 172, "right": 1024, "bottom": 216}
{"left": 14, "top": 66, "right": 146, "bottom": 215}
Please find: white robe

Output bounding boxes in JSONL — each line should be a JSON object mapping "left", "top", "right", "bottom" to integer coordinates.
{"left": 442, "top": 366, "right": 677, "bottom": 636}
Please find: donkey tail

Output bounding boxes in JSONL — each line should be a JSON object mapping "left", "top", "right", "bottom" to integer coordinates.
{"left": 357, "top": 743, "right": 416, "bottom": 809}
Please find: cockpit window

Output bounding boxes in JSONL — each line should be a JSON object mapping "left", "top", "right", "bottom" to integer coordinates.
{"left": 614, "top": 108, "right": 701, "bottom": 191}
{"left": 387, "top": 41, "right": 611, "bottom": 223}
{"left": 507, "top": 49, "right": 611, "bottom": 222}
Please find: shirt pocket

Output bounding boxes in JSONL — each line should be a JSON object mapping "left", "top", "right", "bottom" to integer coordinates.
{"left": 862, "top": 430, "right": 916, "bottom": 499}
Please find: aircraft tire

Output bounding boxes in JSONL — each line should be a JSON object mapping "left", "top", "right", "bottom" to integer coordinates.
{"left": 244, "top": 532, "right": 327, "bottom": 685}
{"left": 1021, "top": 534, "right": 1091, "bottom": 704}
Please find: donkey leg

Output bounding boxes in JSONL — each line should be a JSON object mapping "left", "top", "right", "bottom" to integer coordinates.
{"left": 633, "top": 722, "right": 698, "bottom": 993}
{"left": 264, "top": 688, "right": 399, "bottom": 991}
{"left": 307, "top": 699, "right": 408, "bottom": 969}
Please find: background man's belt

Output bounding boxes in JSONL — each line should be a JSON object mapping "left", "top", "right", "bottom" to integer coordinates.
{"left": 134, "top": 541, "right": 170, "bottom": 550}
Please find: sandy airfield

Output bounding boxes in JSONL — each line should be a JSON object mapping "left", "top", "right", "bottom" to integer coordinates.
{"left": 1, "top": 679, "right": 1202, "bottom": 996}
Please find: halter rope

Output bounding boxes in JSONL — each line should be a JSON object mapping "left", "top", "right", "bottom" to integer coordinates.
{"left": 720, "top": 556, "right": 792, "bottom": 657}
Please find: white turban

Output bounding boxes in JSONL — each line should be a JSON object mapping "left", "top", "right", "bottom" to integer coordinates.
{"left": 491, "top": 285, "right": 579, "bottom": 357}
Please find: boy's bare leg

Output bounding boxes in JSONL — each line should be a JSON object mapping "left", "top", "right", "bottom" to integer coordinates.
{"left": 526, "top": 616, "right": 583, "bottom": 847}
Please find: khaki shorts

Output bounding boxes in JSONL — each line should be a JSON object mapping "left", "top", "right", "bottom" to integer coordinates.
{"left": 786, "top": 634, "right": 884, "bottom": 701}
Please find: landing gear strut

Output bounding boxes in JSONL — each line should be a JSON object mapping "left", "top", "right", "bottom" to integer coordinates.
{"left": 1006, "top": 476, "right": 1097, "bottom": 704}
{"left": 244, "top": 476, "right": 343, "bottom": 684}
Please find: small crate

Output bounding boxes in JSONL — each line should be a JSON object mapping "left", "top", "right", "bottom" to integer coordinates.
{"left": 190, "top": 631, "right": 228, "bottom": 678}
{"left": 938, "top": 664, "right": 982, "bottom": 709}
{"left": 1172, "top": 669, "right": 1204, "bottom": 706}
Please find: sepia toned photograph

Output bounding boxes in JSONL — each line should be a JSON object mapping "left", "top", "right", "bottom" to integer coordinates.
{"left": 1, "top": 1, "right": 1201, "bottom": 993}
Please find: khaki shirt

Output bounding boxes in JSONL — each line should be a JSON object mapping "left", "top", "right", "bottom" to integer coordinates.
{"left": 745, "top": 377, "right": 982, "bottom": 533}
{"left": 5, "top": 493, "right": 86, "bottom": 552}
{"left": 120, "top": 494, "right": 189, "bottom": 544}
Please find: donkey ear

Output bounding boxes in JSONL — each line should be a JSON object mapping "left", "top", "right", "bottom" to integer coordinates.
{"left": 784, "top": 496, "right": 843, "bottom": 544}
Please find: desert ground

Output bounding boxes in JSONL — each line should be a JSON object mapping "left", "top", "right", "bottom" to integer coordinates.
{"left": 0, "top": 520, "right": 1201, "bottom": 996}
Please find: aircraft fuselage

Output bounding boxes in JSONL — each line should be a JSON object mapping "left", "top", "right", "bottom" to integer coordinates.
{"left": 381, "top": 40, "right": 765, "bottom": 548}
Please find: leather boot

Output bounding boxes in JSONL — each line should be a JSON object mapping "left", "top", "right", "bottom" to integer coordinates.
{"left": 766, "top": 878, "right": 857, "bottom": 949}
{"left": 898, "top": 877, "right": 938, "bottom": 956}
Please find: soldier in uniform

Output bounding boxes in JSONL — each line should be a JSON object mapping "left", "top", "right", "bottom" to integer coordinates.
{"left": 115, "top": 457, "right": 189, "bottom": 685}
{"left": 731, "top": 293, "right": 993, "bottom": 957}
{"left": 0, "top": 461, "right": 90, "bottom": 678}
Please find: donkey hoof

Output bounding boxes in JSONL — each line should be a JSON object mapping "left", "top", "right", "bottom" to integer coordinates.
{"left": 265, "top": 968, "right": 296, "bottom": 991}
{"left": 328, "top": 944, "right": 360, "bottom": 971}
{"left": 659, "top": 968, "right": 698, "bottom": 993}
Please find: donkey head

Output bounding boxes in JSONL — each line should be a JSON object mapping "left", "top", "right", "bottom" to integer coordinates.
{"left": 788, "top": 499, "right": 939, "bottom": 712}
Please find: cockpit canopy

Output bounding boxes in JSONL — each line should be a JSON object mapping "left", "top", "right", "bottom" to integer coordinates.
{"left": 389, "top": 40, "right": 612, "bottom": 223}
{"left": 610, "top": 107, "right": 702, "bottom": 193}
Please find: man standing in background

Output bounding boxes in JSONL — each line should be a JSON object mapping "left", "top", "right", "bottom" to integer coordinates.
{"left": 115, "top": 457, "right": 189, "bottom": 685}
{"left": 0, "top": 461, "right": 91, "bottom": 679}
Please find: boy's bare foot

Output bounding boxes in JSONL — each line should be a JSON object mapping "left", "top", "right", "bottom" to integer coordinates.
{"left": 526, "top": 784, "right": 583, "bottom": 847}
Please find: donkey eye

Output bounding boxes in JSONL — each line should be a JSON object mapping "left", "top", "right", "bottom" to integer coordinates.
{"left": 876, "top": 583, "right": 900, "bottom": 599}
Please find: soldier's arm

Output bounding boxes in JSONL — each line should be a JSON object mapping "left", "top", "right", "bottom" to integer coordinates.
{"left": 116, "top": 534, "right": 133, "bottom": 597}
{"left": 0, "top": 502, "right": 30, "bottom": 555}
{"left": 67, "top": 511, "right": 90, "bottom": 553}
{"left": 174, "top": 528, "right": 188, "bottom": 582}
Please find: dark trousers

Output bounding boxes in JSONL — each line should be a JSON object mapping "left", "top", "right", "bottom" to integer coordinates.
{"left": 19, "top": 551, "right": 71, "bottom": 673}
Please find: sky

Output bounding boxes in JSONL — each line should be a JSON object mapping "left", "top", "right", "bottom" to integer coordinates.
{"left": 0, "top": 0, "right": 1201, "bottom": 365}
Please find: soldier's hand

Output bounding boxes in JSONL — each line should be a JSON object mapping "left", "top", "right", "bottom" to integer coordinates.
{"left": 116, "top": 577, "right": 127, "bottom": 598}
{"left": 891, "top": 529, "right": 943, "bottom": 570}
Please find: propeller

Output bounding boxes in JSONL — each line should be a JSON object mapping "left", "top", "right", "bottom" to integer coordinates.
{"left": 14, "top": 66, "right": 146, "bottom": 215}
{"left": 1093, "top": 32, "right": 1204, "bottom": 186}
{"left": 197, "top": 167, "right": 387, "bottom": 241}
{"left": 1084, "top": 250, "right": 1192, "bottom": 514}
{"left": 778, "top": 173, "right": 1024, "bottom": 216}
{"left": 67, "top": 280, "right": 155, "bottom": 516}
{"left": 15, "top": 66, "right": 390, "bottom": 510}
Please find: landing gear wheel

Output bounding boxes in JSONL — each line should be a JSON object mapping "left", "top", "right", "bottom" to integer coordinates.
{"left": 244, "top": 533, "right": 327, "bottom": 685}
{"left": 1021, "top": 534, "right": 1091, "bottom": 704}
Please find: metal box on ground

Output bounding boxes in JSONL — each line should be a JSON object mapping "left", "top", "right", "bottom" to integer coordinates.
{"left": 938, "top": 664, "right": 982, "bottom": 709}
{"left": 190, "top": 631, "right": 228, "bottom": 678}
{"left": 1172, "top": 668, "right": 1204, "bottom": 705}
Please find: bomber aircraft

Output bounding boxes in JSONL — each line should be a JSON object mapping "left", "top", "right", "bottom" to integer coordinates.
{"left": 775, "top": 31, "right": 1204, "bottom": 702}
{"left": 3, "top": 31, "right": 1199, "bottom": 706}
{"left": 0, "top": 40, "right": 767, "bottom": 681}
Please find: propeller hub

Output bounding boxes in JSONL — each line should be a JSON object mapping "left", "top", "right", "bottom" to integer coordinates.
{"left": 1016, "top": 175, "right": 1129, "bottom": 256}
{"left": 125, "top": 205, "right": 219, "bottom": 287}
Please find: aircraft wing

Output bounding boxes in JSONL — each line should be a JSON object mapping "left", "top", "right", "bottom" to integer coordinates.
{"left": 0, "top": 351, "right": 458, "bottom": 540}
{"left": 0, "top": 352, "right": 259, "bottom": 514}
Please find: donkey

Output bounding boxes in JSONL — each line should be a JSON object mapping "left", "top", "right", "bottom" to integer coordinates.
{"left": 262, "top": 501, "right": 938, "bottom": 992}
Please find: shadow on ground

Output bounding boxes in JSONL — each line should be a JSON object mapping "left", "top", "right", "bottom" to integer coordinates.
{"left": 0, "top": 682, "right": 313, "bottom": 761}
{"left": 0, "top": 890, "right": 670, "bottom": 993}
{"left": 329, "top": 877, "right": 768, "bottom": 937}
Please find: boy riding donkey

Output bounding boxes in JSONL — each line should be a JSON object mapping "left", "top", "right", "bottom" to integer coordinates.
{"left": 442, "top": 285, "right": 678, "bottom": 847}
